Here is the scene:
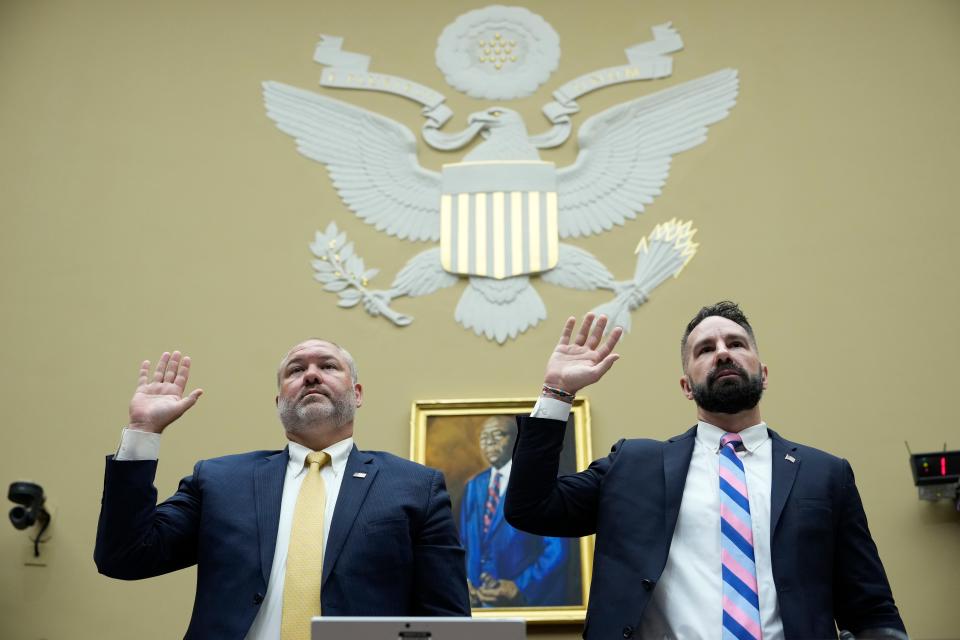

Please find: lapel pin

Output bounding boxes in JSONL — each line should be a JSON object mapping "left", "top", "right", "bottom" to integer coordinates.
{"left": 784, "top": 454, "right": 796, "bottom": 463}
{"left": 353, "top": 472, "right": 367, "bottom": 478}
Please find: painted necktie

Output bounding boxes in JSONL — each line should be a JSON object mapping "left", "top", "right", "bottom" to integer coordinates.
{"left": 719, "top": 433, "right": 762, "bottom": 640}
{"left": 483, "top": 471, "right": 501, "bottom": 535}
{"left": 281, "top": 451, "right": 330, "bottom": 640}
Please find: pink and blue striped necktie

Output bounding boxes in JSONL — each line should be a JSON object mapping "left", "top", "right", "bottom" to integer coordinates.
{"left": 483, "top": 471, "right": 501, "bottom": 535}
{"left": 719, "top": 432, "right": 762, "bottom": 640}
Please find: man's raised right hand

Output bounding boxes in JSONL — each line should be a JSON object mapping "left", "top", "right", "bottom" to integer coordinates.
{"left": 128, "top": 351, "right": 203, "bottom": 434}
{"left": 543, "top": 313, "right": 623, "bottom": 396}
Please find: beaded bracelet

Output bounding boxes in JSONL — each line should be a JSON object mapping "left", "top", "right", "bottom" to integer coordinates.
{"left": 541, "top": 384, "right": 575, "bottom": 403}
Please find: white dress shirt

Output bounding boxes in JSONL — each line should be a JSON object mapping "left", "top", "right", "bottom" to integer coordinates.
{"left": 529, "top": 401, "right": 785, "bottom": 640}
{"left": 638, "top": 422, "right": 784, "bottom": 640}
{"left": 115, "top": 428, "right": 354, "bottom": 640}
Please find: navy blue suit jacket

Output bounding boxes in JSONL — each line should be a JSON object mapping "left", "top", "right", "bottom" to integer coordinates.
{"left": 95, "top": 445, "right": 470, "bottom": 639}
{"left": 459, "top": 468, "right": 576, "bottom": 606}
{"left": 505, "top": 417, "right": 905, "bottom": 640}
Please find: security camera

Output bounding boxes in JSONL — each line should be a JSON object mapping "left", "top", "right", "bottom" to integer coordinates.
{"left": 9, "top": 481, "right": 47, "bottom": 530}
{"left": 8, "top": 481, "right": 52, "bottom": 558}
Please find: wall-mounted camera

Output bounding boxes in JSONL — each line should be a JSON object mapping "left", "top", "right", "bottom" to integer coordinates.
{"left": 7, "top": 481, "right": 52, "bottom": 557}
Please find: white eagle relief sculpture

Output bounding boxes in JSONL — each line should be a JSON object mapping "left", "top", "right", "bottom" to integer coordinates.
{"left": 263, "top": 8, "right": 738, "bottom": 343}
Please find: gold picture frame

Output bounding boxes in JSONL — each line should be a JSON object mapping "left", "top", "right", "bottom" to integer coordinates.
{"left": 411, "top": 397, "right": 593, "bottom": 624}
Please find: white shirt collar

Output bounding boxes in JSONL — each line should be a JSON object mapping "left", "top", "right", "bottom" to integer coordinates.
{"left": 696, "top": 420, "right": 768, "bottom": 454}
{"left": 492, "top": 458, "right": 512, "bottom": 476}
{"left": 287, "top": 437, "right": 354, "bottom": 478}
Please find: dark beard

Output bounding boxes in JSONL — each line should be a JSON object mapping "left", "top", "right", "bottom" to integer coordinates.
{"left": 690, "top": 363, "right": 764, "bottom": 414}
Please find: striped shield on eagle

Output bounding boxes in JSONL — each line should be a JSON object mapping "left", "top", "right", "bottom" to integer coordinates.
{"left": 440, "top": 160, "right": 559, "bottom": 279}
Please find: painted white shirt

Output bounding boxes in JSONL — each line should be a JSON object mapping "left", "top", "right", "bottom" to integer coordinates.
{"left": 488, "top": 458, "right": 512, "bottom": 495}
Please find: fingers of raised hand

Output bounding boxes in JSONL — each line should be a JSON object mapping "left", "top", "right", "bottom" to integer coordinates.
{"left": 573, "top": 313, "right": 596, "bottom": 347}
{"left": 596, "top": 325, "right": 624, "bottom": 359}
{"left": 585, "top": 315, "right": 608, "bottom": 350}
{"left": 181, "top": 388, "right": 203, "bottom": 410}
{"left": 145, "top": 351, "right": 191, "bottom": 392}
{"left": 558, "top": 316, "right": 576, "bottom": 346}
{"left": 173, "top": 356, "right": 192, "bottom": 391}
{"left": 594, "top": 353, "right": 621, "bottom": 378}
{"left": 152, "top": 352, "right": 171, "bottom": 383}
{"left": 138, "top": 360, "right": 151, "bottom": 388}
{"left": 163, "top": 351, "right": 183, "bottom": 383}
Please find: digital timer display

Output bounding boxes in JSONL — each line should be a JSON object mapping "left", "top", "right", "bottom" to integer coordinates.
{"left": 910, "top": 451, "right": 960, "bottom": 485}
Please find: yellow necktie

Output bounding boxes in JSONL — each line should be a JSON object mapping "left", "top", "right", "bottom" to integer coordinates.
{"left": 281, "top": 451, "right": 330, "bottom": 640}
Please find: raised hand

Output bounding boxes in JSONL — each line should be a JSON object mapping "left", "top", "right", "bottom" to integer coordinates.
{"left": 543, "top": 313, "right": 623, "bottom": 395}
{"left": 128, "top": 351, "right": 203, "bottom": 434}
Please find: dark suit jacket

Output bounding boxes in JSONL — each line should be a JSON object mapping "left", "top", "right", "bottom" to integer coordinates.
{"left": 505, "top": 417, "right": 905, "bottom": 640}
{"left": 94, "top": 445, "right": 470, "bottom": 639}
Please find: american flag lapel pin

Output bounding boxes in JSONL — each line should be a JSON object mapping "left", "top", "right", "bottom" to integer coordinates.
{"left": 784, "top": 454, "right": 796, "bottom": 463}
{"left": 353, "top": 472, "right": 367, "bottom": 478}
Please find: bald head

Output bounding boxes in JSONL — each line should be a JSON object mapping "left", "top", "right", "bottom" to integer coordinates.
{"left": 277, "top": 338, "right": 358, "bottom": 387}
{"left": 479, "top": 415, "right": 517, "bottom": 469}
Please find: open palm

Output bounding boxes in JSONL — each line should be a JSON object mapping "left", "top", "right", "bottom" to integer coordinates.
{"left": 544, "top": 314, "right": 623, "bottom": 394}
{"left": 128, "top": 351, "right": 203, "bottom": 433}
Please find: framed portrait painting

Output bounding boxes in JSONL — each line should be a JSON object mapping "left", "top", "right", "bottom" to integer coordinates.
{"left": 410, "top": 397, "right": 593, "bottom": 623}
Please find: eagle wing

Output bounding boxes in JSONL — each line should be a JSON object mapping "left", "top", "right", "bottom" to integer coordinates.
{"left": 557, "top": 69, "right": 739, "bottom": 238}
{"left": 263, "top": 81, "right": 441, "bottom": 241}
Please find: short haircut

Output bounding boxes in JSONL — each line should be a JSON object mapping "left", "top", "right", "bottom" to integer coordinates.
{"left": 277, "top": 339, "right": 359, "bottom": 387}
{"left": 680, "top": 301, "right": 757, "bottom": 368}
{"left": 481, "top": 415, "right": 518, "bottom": 438}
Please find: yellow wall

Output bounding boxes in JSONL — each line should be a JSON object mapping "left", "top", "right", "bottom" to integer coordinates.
{"left": 2, "top": 0, "right": 958, "bottom": 638}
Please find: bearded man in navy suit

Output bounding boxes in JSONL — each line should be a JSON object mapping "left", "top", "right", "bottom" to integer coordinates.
{"left": 505, "top": 303, "right": 906, "bottom": 640}
{"left": 95, "top": 338, "right": 469, "bottom": 639}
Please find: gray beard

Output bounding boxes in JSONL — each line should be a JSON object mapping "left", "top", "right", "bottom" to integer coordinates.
{"left": 277, "top": 391, "right": 354, "bottom": 435}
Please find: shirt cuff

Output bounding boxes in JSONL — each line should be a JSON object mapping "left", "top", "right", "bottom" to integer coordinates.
{"left": 530, "top": 396, "right": 572, "bottom": 421}
{"left": 115, "top": 427, "right": 161, "bottom": 461}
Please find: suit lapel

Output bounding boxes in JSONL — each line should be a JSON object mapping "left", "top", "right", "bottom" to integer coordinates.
{"left": 769, "top": 429, "right": 800, "bottom": 534}
{"left": 663, "top": 426, "right": 697, "bottom": 540}
{"left": 321, "top": 446, "right": 378, "bottom": 588}
{"left": 254, "top": 448, "right": 289, "bottom": 585}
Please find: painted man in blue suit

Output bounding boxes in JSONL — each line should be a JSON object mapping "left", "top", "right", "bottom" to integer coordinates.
{"left": 95, "top": 339, "right": 469, "bottom": 639}
{"left": 506, "top": 304, "right": 906, "bottom": 640}
{"left": 459, "top": 415, "right": 576, "bottom": 607}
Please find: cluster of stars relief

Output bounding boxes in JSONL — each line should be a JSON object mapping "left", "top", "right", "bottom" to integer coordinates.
{"left": 476, "top": 32, "right": 518, "bottom": 70}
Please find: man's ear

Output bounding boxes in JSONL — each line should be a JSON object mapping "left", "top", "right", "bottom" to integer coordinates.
{"left": 275, "top": 394, "right": 279, "bottom": 407}
{"left": 679, "top": 375, "right": 695, "bottom": 400}
{"left": 354, "top": 383, "right": 363, "bottom": 408}
{"left": 761, "top": 363, "right": 769, "bottom": 390}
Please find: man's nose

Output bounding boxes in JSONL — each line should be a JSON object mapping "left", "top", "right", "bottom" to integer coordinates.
{"left": 303, "top": 366, "right": 323, "bottom": 384}
{"left": 714, "top": 342, "right": 732, "bottom": 362}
